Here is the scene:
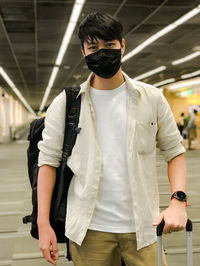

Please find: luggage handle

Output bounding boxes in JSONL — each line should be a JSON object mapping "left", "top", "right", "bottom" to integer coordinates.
{"left": 157, "top": 219, "right": 192, "bottom": 236}
{"left": 156, "top": 219, "right": 193, "bottom": 266}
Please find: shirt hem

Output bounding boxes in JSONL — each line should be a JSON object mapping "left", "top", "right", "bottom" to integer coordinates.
{"left": 137, "top": 235, "right": 157, "bottom": 250}
{"left": 88, "top": 223, "right": 136, "bottom": 233}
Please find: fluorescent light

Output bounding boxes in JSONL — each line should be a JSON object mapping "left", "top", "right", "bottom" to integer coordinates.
{"left": 0, "top": 67, "right": 15, "bottom": 88}
{"left": 56, "top": 1, "right": 85, "bottom": 66}
{"left": 133, "top": 66, "right": 166, "bottom": 81}
{"left": 56, "top": 22, "right": 76, "bottom": 66}
{"left": 0, "top": 66, "right": 36, "bottom": 116}
{"left": 176, "top": 90, "right": 193, "bottom": 98}
{"left": 122, "top": 5, "right": 200, "bottom": 63}
{"left": 40, "top": 86, "right": 51, "bottom": 113}
{"left": 40, "top": 66, "right": 59, "bottom": 110}
{"left": 172, "top": 51, "right": 200, "bottom": 65}
{"left": 181, "top": 70, "right": 200, "bottom": 79}
{"left": 76, "top": 0, "right": 85, "bottom": 3}
{"left": 48, "top": 66, "right": 59, "bottom": 88}
{"left": 70, "top": 3, "right": 83, "bottom": 22}
{"left": 155, "top": 24, "right": 177, "bottom": 38}
{"left": 167, "top": 78, "right": 200, "bottom": 91}
{"left": 174, "top": 6, "right": 200, "bottom": 25}
{"left": 153, "top": 78, "right": 176, "bottom": 87}
{"left": 39, "top": 0, "right": 86, "bottom": 111}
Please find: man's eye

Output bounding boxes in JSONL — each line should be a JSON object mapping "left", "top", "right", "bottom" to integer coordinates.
{"left": 89, "top": 46, "right": 96, "bottom": 50}
{"left": 107, "top": 43, "right": 114, "bottom": 47}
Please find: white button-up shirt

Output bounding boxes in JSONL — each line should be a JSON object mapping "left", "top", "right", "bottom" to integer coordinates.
{"left": 38, "top": 72, "right": 185, "bottom": 250}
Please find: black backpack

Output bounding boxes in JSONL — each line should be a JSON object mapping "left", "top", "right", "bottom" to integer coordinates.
{"left": 22, "top": 87, "right": 81, "bottom": 261}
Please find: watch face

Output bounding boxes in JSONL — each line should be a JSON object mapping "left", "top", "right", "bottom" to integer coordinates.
{"left": 177, "top": 191, "right": 186, "bottom": 199}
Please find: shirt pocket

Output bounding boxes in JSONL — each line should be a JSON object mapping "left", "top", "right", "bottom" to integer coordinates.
{"left": 136, "top": 121, "right": 157, "bottom": 154}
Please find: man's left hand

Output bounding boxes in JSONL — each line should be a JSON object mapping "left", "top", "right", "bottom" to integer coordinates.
{"left": 153, "top": 199, "right": 187, "bottom": 234}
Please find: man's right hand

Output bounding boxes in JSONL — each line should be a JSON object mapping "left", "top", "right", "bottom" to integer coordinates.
{"left": 38, "top": 223, "right": 59, "bottom": 265}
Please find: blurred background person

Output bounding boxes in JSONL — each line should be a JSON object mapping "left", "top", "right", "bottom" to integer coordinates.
{"left": 177, "top": 112, "right": 187, "bottom": 136}
{"left": 185, "top": 109, "right": 198, "bottom": 149}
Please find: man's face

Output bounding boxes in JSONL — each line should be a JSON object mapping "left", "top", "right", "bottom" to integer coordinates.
{"left": 82, "top": 38, "right": 125, "bottom": 57}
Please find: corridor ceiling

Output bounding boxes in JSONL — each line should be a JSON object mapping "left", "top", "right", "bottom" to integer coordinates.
{"left": 0, "top": 0, "right": 200, "bottom": 111}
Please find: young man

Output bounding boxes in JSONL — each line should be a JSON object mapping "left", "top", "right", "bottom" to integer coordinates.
{"left": 37, "top": 12, "right": 187, "bottom": 266}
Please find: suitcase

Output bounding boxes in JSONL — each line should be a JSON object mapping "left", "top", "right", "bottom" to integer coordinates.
{"left": 157, "top": 219, "right": 193, "bottom": 266}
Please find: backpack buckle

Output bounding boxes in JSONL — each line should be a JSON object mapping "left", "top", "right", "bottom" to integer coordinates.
{"left": 22, "top": 215, "right": 32, "bottom": 224}
{"left": 74, "top": 126, "right": 81, "bottom": 134}
{"left": 67, "top": 123, "right": 81, "bottom": 134}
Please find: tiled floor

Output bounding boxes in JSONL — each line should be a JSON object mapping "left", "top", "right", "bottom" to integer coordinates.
{"left": 0, "top": 140, "right": 199, "bottom": 266}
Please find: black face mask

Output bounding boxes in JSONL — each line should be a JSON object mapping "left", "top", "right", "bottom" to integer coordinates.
{"left": 85, "top": 48, "right": 122, "bottom": 79}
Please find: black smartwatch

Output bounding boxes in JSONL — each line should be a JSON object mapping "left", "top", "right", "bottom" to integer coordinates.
{"left": 171, "top": 191, "right": 187, "bottom": 206}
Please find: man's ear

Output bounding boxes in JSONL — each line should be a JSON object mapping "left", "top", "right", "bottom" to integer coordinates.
{"left": 81, "top": 46, "right": 85, "bottom": 57}
{"left": 121, "top": 38, "right": 125, "bottom": 56}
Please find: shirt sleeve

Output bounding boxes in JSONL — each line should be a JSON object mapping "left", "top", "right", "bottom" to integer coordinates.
{"left": 38, "top": 90, "right": 66, "bottom": 168}
{"left": 156, "top": 93, "right": 185, "bottom": 162}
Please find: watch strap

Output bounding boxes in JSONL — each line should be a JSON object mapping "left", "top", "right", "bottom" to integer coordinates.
{"left": 171, "top": 191, "right": 188, "bottom": 206}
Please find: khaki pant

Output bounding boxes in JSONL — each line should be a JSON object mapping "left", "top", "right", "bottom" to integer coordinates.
{"left": 69, "top": 230, "right": 167, "bottom": 266}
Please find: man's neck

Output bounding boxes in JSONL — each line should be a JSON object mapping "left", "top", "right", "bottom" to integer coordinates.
{"left": 90, "top": 68, "right": 125, "bottom": 90}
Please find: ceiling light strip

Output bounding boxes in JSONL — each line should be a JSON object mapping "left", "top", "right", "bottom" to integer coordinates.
{"left": 39, "top": 66, "right": 59, "bottom": 110}
{"left": 0, "top": 66, "right": 36, "bottom": 116}
{"left": 181, "top": 70, "right": 200, "bottom": 79}
{"left": 39, "top": 0, "right": 86, "bottom": 111}
{"left": 133, "top": 66, "right": 167, "bottom": 81}
{"left": 153, "top": 78, "right": 176, "bottom": 87}
{"left": 172, "top": 51, "right": 200, "bottom": 65}
{"left": 122, "top": 5, "right": 200, "bottom": 63}
{"left": 168, "top": 78, "right": 200, "bottom": 91}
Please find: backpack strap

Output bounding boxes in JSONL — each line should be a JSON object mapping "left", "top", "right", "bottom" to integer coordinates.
{"left": 63, "top": 87, "right": 81, "bottom": 158}
{"left": 54, "top": 86, "right": 81, "bottom": 220}
{"left": 62, "top": 87, "right": 81, "bottom": 262}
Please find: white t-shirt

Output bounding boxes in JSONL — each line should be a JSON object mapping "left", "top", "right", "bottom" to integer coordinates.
{"left": 89, "top": 82, "right": 135, "bottom": 233}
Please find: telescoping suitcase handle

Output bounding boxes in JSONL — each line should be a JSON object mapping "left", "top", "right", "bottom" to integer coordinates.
{"left": 156, "top": 219, "right": 193, "bottom": 266}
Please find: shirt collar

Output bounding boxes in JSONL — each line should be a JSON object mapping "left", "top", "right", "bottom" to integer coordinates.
{"left": 76, "top": 72, "right": 94, "bottom": 98}
{"left": 122, "top": 71, "right": 141, "bottom": 96}
{"left": 76, "top": 71, "right": 141, "bottom": 98}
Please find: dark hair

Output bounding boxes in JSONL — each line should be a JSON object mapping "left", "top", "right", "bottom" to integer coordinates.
{"left": 78, "top": 12, "right": 123, "bottom": 48}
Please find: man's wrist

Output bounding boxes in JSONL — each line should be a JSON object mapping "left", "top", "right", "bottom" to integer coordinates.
{"left": 170, "top": 197, "right": 187, "bottom": 207}
{"left": 37, "top": 219, "right": 50, "bottom": 227}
